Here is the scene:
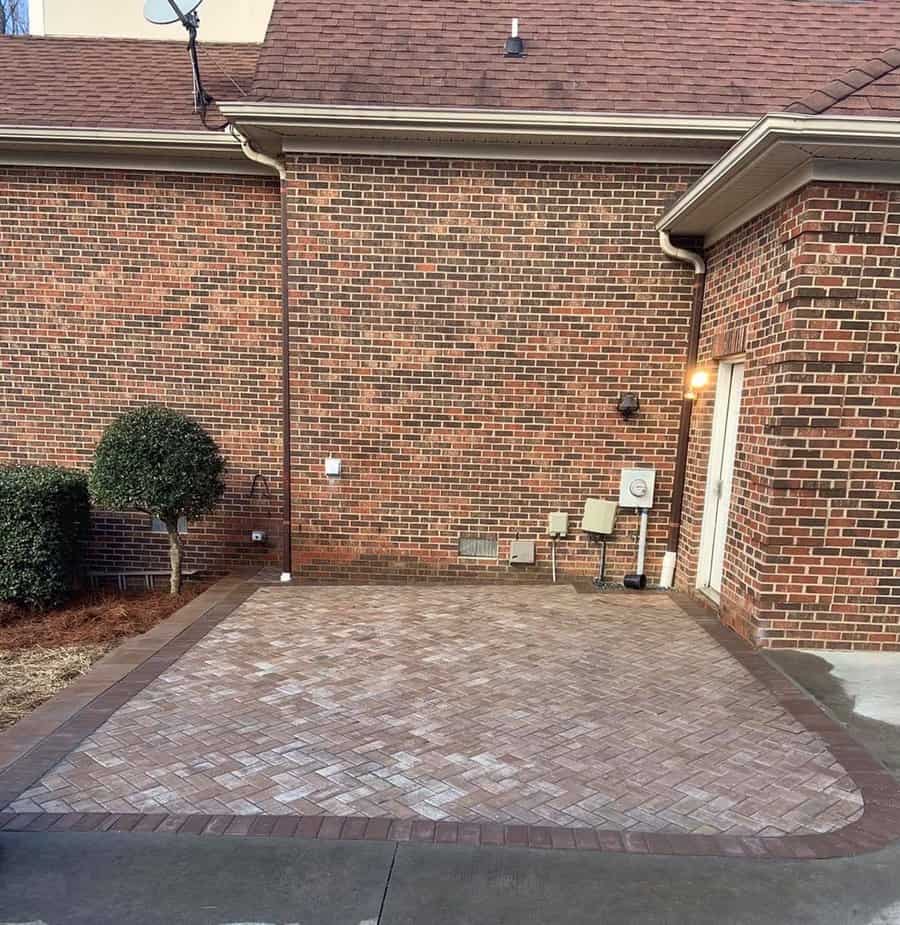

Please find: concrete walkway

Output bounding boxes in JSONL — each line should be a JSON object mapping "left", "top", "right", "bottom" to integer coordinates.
{"left": 8, "top": 584, "right": 863, "bottom": 836}
{"left": 5, "top": 829, "right": 900, "bottom": 925}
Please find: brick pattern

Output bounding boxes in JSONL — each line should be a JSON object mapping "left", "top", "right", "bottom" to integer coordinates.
{"left": 678, "top": 182, "right": 900, "bottom": 649}
{"left": 286, "top": 156, "right": 703, "bottom": 584}
{"left": 0, "top": 166, "right": 283, "bottom": 577}
{"left": 9, "top": 585, "right": 863, "bottom": 837}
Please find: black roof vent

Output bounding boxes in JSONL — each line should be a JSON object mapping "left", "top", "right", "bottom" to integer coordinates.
{"left": 504, "top": 18, "right": 525, "bottom": 57}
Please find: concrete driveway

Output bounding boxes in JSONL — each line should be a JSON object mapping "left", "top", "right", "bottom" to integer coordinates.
{"left": 9, "top": 584, "right": 863, "bottom": 838}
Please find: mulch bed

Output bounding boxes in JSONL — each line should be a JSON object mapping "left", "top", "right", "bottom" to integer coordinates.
{"left": 0, "top": 583, "right": 207, "bottom": 730}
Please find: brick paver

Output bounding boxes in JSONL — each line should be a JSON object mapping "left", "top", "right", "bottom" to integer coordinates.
{"left": 9, "top": 585, "right": 863, "bottom": 836}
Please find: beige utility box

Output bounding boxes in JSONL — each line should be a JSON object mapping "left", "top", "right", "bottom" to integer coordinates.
{"left": 509, "top": 539, "right": 536, "bottom": 565}
{"left": 580, "top": 499, "right": 618, "bottom": 535}
{"left": 547, "top": 512, "right": 569, "bottom": 536}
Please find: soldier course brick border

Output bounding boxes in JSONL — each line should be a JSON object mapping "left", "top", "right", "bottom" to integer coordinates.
{"left": 1, "top": 577, "right": 899, "bottom": 860}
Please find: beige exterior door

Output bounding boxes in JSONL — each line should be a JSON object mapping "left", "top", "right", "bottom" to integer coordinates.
{"left": 697, "top": 360, "right": 744, "bottom": 599}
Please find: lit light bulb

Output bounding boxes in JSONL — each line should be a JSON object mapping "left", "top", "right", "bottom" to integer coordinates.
{"left": 689, "top": 369, "right": 710, "bottom": 391}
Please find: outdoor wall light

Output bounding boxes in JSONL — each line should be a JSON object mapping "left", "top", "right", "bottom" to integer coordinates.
{"left": 617, "top": 393, "right": 640, "bottom": 419}
{"left": 685, "top": 368, "right": 711, "bottom": 400}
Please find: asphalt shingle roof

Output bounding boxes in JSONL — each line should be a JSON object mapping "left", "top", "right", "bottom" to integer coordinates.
{"left": 0, "top": 35, "right": 258, "bottom": 131}
{"left": 5, "top": 3, "right": 900, "bottom": 133}
{"left": 251, "top": 0, "right": 900, "bottom": 115}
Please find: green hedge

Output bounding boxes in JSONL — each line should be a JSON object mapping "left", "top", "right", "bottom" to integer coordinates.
{"left": 0, "top": 465, "right": 91, "bottom": 608}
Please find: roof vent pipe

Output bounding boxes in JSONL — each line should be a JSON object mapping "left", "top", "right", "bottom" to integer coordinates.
{"left": 505, "top": 18, "right": 525, "bottom": 56}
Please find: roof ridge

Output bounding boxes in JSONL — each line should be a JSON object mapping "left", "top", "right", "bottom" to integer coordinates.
{"left": 786, "top": 46, "right": 900, "bottom": 115}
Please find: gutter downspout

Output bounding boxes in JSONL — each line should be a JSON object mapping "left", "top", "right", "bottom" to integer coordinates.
{"left": 658, "top": 230, "right": 706, "bottom": 590}
{"left": 230, "top": 126, "right": 293, "bottom": 583}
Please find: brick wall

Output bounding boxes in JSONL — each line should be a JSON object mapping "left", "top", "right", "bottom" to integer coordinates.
{"left": 285, "top": 156, "right": 704, "bottom": 582}
{"left": 0, "top": 166, "right": 283, "bottom": 578}
{"left": 678, "top": 182, "right": 900, "bottom": 650}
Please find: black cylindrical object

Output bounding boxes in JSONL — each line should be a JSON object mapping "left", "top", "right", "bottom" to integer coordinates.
{"left": 623, "top": 573, "right": 647, "bottom": 590}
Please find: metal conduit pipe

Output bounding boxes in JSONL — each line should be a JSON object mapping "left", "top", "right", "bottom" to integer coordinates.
{"left": 230, "top": 127, "right": 294, "bottom": 582}
{"left": 658, "top": 230, "right": 707, "bottom": 589}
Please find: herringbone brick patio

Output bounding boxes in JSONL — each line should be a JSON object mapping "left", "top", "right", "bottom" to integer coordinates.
{"left": 10, "top": 585, "right": 863, "bottom": 835}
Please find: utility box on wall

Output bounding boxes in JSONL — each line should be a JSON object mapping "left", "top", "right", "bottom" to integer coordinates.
{"left": 580, "top": 499, "right": 618, "bottom": 535}
{"left": 619, "top": 468, "right": 656, "bottom": 509}
{"left": 509, "top": 539, "right": 536, "bottom": 565}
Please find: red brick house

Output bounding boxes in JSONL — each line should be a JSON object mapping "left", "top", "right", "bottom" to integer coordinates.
{"left": 1, "top": 1, "right": 898, "bottom": 649}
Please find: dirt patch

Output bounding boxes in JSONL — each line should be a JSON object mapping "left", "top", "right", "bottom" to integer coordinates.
{"left": 0, "top": 645, "right": 110, "bottom": 730}
{"left": 0, "top": 582, "right": 208, "bottom": 730}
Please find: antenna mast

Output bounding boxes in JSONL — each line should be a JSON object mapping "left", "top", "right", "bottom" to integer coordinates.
{"left": 144, "top": 0, "right": 220, "bottom": 123}
{"left": 165, "top": 0, "right": 212, "bottom": 113}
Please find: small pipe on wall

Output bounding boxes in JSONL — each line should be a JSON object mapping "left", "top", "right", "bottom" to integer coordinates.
{"left": 658, "top": 230, "right": 707, "bottom": 589}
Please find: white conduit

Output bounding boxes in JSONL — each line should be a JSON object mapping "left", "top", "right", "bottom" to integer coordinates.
{"left": 636, "top": 509, "right": 649, "bottom": 576}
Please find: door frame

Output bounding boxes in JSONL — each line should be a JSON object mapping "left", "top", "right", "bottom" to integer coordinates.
{"left": 696, "top": 356, "right": 745, "bottom": 602}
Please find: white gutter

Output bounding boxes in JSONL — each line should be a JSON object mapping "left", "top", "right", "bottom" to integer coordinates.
{"left": 220, "top": 101, "right": 754, "bottom": 143}
{"left": 0, "top": 124, "right": 276, "bottom": 175}
{"left": 0, "top": 125, "right": 241, "bottom": 149}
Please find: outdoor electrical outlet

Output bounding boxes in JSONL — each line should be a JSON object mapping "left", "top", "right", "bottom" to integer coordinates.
{"left": 251, "top": 530, "right": 267, "bottom": 543}
{"left": 325, "top": 457, "right": 342, "bottom": 477}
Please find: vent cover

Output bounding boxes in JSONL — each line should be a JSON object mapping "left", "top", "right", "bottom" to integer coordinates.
{"left": 458, "top": 535, "right": 499, "bottom": 558}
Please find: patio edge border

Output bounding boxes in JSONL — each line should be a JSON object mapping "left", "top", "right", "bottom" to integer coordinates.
{"left": 1, "top": 581, "right": 898, "bottom": 859}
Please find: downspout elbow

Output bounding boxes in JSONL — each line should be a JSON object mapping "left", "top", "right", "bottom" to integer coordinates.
{"left": 229, "top": 124, "right": 286, "bottom": 181}
{"left": 659, "top": 229, "right": 705, "bottom": 276}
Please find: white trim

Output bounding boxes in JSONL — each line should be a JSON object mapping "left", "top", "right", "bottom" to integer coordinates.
{"left": 281, "top": 137, "right": 727, "bottom": 164}
{"left": 0, "top": 126, "right": 272, "bottom": 175}
{"left": 659, "top": 114, "right": 900, "bottom": 241}
{"left": 0, "top": 126, "right": 242, "bottom": 149}
{"left": 222, "top": 101, "right": 752, "bottom": 161}
{"left": 27, "top": 0, "right": 45, "bottom": 34}
{"left": 0, "top": 150, "right": 273, "bottom": 175}
{"left": 703, "top": 160, "right": 814, "bottom": 245}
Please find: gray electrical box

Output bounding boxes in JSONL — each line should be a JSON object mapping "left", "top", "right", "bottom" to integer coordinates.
{"left": 509, "top": 539, "right": 536, "bottom": 565}
{"left": 619, "top": 468, "right": 656, "bottom": 509}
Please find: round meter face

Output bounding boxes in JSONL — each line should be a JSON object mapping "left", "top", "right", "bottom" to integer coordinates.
{"left": 629, "top": 478, "right": 648, "bottom": 498}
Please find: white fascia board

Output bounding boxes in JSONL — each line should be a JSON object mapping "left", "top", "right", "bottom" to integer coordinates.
{"left": 220, "top": 101, "right": 754, "bottom": 148}
{"left": 0, "top": 126, "right": 272, "bottom": 175}
{"left": 658, "top": 114, "right": 900, "bottom": 240}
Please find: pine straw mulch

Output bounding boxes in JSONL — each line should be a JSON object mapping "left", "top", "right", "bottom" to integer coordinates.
{"left": 0, "top": 583, "right": 208, "bottom": 730}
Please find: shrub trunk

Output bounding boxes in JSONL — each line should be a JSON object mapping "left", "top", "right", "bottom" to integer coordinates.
{"left": 166, "top": 523, "right": 184, "bottom": 595}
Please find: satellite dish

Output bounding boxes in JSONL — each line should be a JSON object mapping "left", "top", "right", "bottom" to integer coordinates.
{"left": 143, "top": 0, "right": 202, "bottom": 26}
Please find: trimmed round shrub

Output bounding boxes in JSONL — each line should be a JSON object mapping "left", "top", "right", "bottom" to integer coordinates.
{"left": 89, "top": 406, "right": 226, "bottom": 594}
{"left": 0, "top": 465, "right": 90, "bottom": 608}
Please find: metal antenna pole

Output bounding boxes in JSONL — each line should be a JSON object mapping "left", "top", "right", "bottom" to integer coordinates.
{"left": 165, "top": 0, "right": 212, "bottom": 112}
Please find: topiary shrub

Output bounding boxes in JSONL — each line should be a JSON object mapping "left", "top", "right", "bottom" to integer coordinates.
{"left": 89, "top": 406, "right": 226, "bottom": 594}
{"left": 0, "top": 466, "right": 91, "bottom": 608}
